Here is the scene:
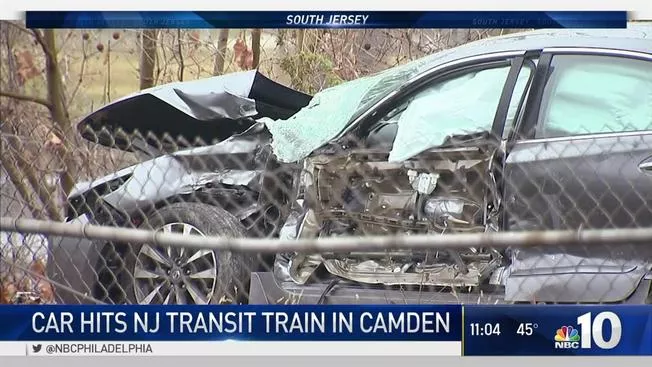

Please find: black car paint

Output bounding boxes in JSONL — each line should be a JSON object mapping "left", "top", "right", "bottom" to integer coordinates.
{"left": 499, "top": 49, "right": 652, "bottom": 303}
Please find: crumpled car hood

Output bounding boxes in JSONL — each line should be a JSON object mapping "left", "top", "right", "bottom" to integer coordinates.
{"left": 68, "top": 122, "right": 272, "bottom": 200}
{"left": 77, "top": 70, "right": 311, "bottom": 152}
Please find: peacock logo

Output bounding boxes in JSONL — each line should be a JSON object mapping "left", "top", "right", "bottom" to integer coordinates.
{"left": 555, "top": 326, "right": 580, "bottom": 342}
{"left": 554, "top": 326, "right": 580, "bottom": 349}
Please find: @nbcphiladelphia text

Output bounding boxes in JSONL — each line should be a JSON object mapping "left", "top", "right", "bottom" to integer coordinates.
{"left": 28, "top": 343, "right": 154, "bottom": 355}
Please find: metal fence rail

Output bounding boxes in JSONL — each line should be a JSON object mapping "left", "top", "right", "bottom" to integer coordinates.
{"left": 3, "top": 217, "right": 652, "bottom": 252}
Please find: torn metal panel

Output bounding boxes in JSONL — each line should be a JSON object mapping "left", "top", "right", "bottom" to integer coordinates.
{"left": 69, "top": 123, "right": 274, "bottom": 216}
{"left": 77, "top": 70, "right": 311, "bottom": 152}
{"left": 173, "top": 89, "right": 258, "bottom": 121}
{"left": 193, "top": 170, "right": 264, "bottom": 191}
{"left": 274, "top": 142, "right": 504, "bottom": 287}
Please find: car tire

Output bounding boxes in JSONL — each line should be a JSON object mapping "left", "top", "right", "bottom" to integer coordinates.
{"left": 119, "top": 202, "right": 255, "bottom": 305}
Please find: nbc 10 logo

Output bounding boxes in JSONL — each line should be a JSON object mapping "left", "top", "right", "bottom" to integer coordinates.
{"left": 554, "top": 312, "right": 622, "bottom": 350}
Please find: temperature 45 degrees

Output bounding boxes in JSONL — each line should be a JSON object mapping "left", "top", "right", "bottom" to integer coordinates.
{"left": 517, "top": 323, "right": 539, "bottom": 336}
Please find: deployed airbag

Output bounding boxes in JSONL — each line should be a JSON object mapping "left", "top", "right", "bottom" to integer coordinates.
{"left": 389, "top": 66, "right": 511, "bottom": 162}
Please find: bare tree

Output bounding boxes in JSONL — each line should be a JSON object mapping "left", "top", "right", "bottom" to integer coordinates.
{"left": 251, "top": 28, "right": 261, "bottom": 69}
{"left": 139, "top": 29, "right": 158, "bottom": 90}
{"left": 213, "top": 29, "right": 230, "bottom": 75}
{"left": 0, "top": 24, "right": 78, "bottom": 220}
{"left": 0, "top": 138, "right": 44, "bottom": 218}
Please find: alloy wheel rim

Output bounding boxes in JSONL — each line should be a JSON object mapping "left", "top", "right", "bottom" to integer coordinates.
{"left": 133, "top": 222, "right": 217, "bottom": 304}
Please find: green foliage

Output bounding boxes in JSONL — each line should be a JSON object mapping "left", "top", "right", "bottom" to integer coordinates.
{"left": 279, "top": 51, "right": 344, "bottom": 95}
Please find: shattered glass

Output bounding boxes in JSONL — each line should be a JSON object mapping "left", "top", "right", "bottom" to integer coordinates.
{"left": 260, "top": 74, "right": 382, "bottom": 163}
{"left": 262, "top": 48, "right": 462, "bottom": 163}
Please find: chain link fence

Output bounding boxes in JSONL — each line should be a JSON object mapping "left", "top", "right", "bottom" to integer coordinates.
{"left": 2, "top": 25, "right": 652, "bottom": 306}
{"left": 3, "top": 125, "right": 652, "bottom": 306}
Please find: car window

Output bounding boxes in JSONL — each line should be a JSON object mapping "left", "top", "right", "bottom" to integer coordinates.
{"left": 364, "top": 100, "right": 410, "bottom": 148}
{"left": 385, "top": 64, "right": 513, "bottom": 162}
{"left": 536, "top": 55, "right": 652, "bottom": 139}
{"left": 503, "top": 62, "right": 535, "bottom": 139}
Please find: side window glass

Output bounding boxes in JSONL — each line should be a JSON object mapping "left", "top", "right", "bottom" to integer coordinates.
{"left": 503, "top": 62, "right": 535, "bottom": 139}
{"left": 364, "top": 100, "right": 411, "bottom": 148}
{"left": 536, "top": 55, "right": 652, "bottom": 138}
{"left": 387, "top": 64, "right": 512, "bottom": 162}
{"left": 365, "top": 122, "right": 398, "bottom": 148}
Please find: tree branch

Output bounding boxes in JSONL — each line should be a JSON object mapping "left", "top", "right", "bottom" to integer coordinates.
{"left": 1, "top": 21, "right": 32, "bottom": 37}
{"left": 1, "top": 22, "right": 55, "bottom": 62}
{"left": 177, "top": 29, "right": 184, "bottom": 81}
{"left": 0, "top": 90, "right": 52, "bottom": 109}
{"left": 31, "top": 29, "right": 55, "bottom": 61}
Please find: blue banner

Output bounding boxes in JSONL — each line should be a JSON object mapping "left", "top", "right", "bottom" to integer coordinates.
{"left": 0, "top": 305, "right": 461, "bottom": 341}
{"left": 463, "top": 305, "right": 652, "bottom": 355}
{"left": 25, "top": 11, "right": 627, "bottom": 29}
{"left": 1, "top": 304, "right": 650, "bottom": 355}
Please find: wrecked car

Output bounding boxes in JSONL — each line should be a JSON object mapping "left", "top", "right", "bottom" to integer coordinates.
{"left": 47, "top": 26, "right": 652, "bottom": 305}
{"left": 48, "top": 70, "right": 312, "bottom": 305}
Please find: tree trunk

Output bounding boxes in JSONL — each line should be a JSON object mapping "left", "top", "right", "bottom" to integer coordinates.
{"left": 41, "top": 29, "right": 76, "bottom": 212}
{"left": 0, "top": 141, "right": 43, "bottom": 219}
{"left": 296, "top": 29, "right": 305, "bottom": 52}
{"left": 3, "top": 24, "right": 19, "bottom": 91}
{"left": 140, "top": 29, "right": 158, "bottom": 90}
{"left": 1, "top": 136, "right": 62, "bottom": 220}
{"left": 213, "top": 29, "right": 229, "bottom": 75}
{"left": 251, "top": 28, "right": 261, "bottom": 69}
{"left": 448, "top": 29, "right": 472, "bottom": 48}
{"left": 176, "top": 29, "right": 184, "bottom": 82}
{"left": 0, "top": 27, "right": 74, "bottom": 220}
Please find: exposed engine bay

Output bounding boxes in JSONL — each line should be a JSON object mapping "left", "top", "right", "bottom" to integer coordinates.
{"left": 278, "top": 144, "right": 507, "bottom": 288}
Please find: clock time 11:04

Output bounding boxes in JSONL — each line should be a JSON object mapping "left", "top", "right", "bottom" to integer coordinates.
{"left": 469, "top": 323, "right": 501, "bottom": 336}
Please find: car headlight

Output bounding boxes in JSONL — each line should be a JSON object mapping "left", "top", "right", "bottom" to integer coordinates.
{"left": 66, "top": 174, "right": 132, "bottom": 219}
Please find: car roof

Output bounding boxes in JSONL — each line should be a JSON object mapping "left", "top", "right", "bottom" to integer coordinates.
{"left": 356, "top": 26, "right": 652, "bottom": 118}
{"left": 423, "top": 26, "right": 652, "bottom": 66}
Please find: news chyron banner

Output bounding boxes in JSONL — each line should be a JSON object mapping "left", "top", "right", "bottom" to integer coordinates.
{"left": 23, "top": 11, "right": 629, "bottom": 29}
{"left": 0, "top": 305, "right": 650, "bottom": 356}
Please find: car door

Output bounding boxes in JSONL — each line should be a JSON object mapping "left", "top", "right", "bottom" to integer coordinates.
{"left": 505, "top": 50, "right": 652, "bottom": 230}
{"left": 302, "top": 53, "right": 534, "bottom": 238}
{"left": 503, "top": 49, "right": 652, "bottom": 303}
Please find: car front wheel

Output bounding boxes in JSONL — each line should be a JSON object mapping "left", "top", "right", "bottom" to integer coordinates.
{"left": 121, "top": 202, "right": 255, "bottom": 305}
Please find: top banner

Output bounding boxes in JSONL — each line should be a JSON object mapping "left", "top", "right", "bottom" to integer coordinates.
{"left": 24, "top": 11, "right": 628, "bottom": 29}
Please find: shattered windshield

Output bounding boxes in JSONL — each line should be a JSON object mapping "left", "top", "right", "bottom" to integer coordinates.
{"left": 262, "top": 49, "right": 456, "bottom": 163}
